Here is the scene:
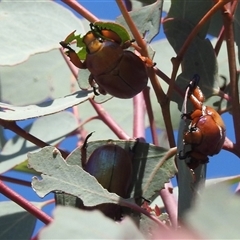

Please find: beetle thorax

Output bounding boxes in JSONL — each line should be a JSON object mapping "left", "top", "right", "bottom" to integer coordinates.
{"left": 83, "top": 32, "right": 103, "bottom": 53}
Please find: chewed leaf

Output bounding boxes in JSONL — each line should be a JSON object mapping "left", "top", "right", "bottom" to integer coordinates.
{"left": 93, "top": 21, "right": 131, "bottom": 43}
{"left": 28, "top": 147, "right": 120, "bottom": 207}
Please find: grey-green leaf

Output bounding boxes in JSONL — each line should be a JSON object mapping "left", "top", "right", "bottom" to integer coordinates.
{"left": 184, "top": 183, "right": 240, "bottom": 239}
{"left": 28, "top": 146, "right": 121, "bottom": 206}
{"left": 116, "top": 0, "right": 163, "bottom": 43}
{"left": 0, "top": 91, "right": 92, "bottom": 121}
{"left": 0, "top": 201, "right": 37, "bottom": 240}
{"left": 0, "top": 111, "right": 79, "bottom": 174}
{"left": 0, "top": 1, "right": 84, "bottom": 65}
{"left": 39, "top": 206, "right": 146, "bottom": 239}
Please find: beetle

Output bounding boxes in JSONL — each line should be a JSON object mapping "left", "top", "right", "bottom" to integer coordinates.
{"left": 179, "top": 75, "right": 226, "bottom": 169}
{"left": 80, "top": 133, "right": 134, "bottom": 219}
{"left": 60, "top": 23, "right": 152, "bottom": 99}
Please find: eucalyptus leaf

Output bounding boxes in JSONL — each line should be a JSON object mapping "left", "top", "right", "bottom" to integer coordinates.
{"left": 184, "top": 183, "right": 240, "bottom": 239}
{"left": 0, "top": 1, "right": 84, "bottom": 65}
{"left": 0, "top": 201, "right": 37, "bottom": 240}
{"left": 116, "top": 0, "right": 163, "bottom": 43}
{"left": 39, "top": 206, "right": 145, "bottom": 239}
{"left": 28, "top": 146, "right": 121, "bottom": 207}
{"left": 0, "top": 49, "right": 77, "bottom": 106}
{"left": 0, "top": 90, "right": 92, "bottom": 121}
{"left": 166, "top": 0, "right": 212, "bottom": 39}
{"left": 0, "top": 111, "right": 79, "bottom": 174}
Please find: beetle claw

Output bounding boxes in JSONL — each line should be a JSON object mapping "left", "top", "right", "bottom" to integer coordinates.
{"left": 93, "top": 86, "right": 100, "bottom": 96}
{"left": 187, "top": 74, "right": 200, "bottom": 96}
{"left": 181, "top": 112, "right": 192, "bottom": 119}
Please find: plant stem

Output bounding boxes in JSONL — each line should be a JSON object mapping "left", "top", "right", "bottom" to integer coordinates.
{"left": 89, "top": 99, "right": 130, "bottom": 139}
{"left": 0, "top": 175, "right": 31, "bottom": 187}
{"left": 159, "top": 183, "right": 178, "bottom": 229}
{"left": 133, "top": 92, "right": 146, "bottom": 139}
{"left": 61, "top": 0, "right": 99, "bottom": 22}
{"left": 222, "top": 5, "right": 240, "bottom": 145}
{"left": 0, "top": 180, "right": 53, "bottom": 225}
{"left": 143, "top": 87, "right": 159, "bottom": 145}
{"left": 0, "top": 120, "right": 68, "bottom": 159}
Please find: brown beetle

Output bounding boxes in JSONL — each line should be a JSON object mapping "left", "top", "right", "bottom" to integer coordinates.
{"left": 80, "top": 133, "right": 133, "bottom": 219}
{"left": 60, "top": 23, "right": 151, "bottom": 99}
{"left": 179, "top": 75, "right": 226, "bottom": 169}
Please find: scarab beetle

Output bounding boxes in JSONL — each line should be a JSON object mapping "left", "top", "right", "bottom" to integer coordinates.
{"left": 82, "top": 141, "right": 132, "bottom": 198}
{"left": 80, "top": 134, "right": 134, "bottom": 219}
{"left": 179, "top": 75, "right": 226, "bottom": 169}
{"left": 60, "top": 23, "right": 151, "bottom": 99}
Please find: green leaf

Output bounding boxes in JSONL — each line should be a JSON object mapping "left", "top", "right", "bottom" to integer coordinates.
{"left": 116, "top": 0, "right": 163, "bottom": 43}
{"left": 166, "top": 0, "right": 212, "bottom": 39}
{"left": 0, "top": 111, "right": 79, "bottom": 174}
{"left": 0, "top": 1, "right": 84, "bottom": 66}
{"left": 0, "top": 201, "right": 37, "bottom": 240}
{"left": 93, "top": 21, "right": 131, "bottom": 44}
{"left": 0, "top": 49, "right": 80, "bottom": 106}
{"left": 0, "top": 90, "right": 92, "bottom": 121}
{"left": 28, "top": 146, "right": 121, "bottom": 207}
{"left": 39, "top": 206, "right": 145, "bottom": 239}
{"left": 184, "top": 183, "right": 240, "bottom": 239}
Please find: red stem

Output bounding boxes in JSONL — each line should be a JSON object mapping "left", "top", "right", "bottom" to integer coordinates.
{"left": 143, "top": 87, "right": 159, "bottom": 145}
{"left": 0, "top": 175, "right": 31, "bottom": 187}
{"left": 0, "top": 120, "right": 68, "bottom": 159}
{"left": 222, "top": 5, "right": 240, "bottom": 145}
{"left": 159, "top": 183, "right": 178, "bottom": 229}
{"left": 61, "top": 0, "right": 99, "bottom": 22}
{"left": 0, "top": 180, "right": 53, "bottom": 225}
{"left": 132, "top": 92, "right": 146, "bottom": 139}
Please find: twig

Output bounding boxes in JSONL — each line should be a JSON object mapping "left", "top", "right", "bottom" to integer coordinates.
{"left": 0, "top": 180, "right": 53, "bottom": 225}
{"left": 0, "top": 120, "right": 68, "bottom": 159}
{"left": 61, "top": 0, "right": 99, "bottom": 22}
{"left": 143, "top": 87, "right": 159, "bottom": 145}
{"left": 0, "top": 175, "right": 31, "bottom": 187}
{"left": 132, "top": 92, "right": 146, "bottom": 139}
{"left": 222, "top": 4, "right": 240, "bottom": 145}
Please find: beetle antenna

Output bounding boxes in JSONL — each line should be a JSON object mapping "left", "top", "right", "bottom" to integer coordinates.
{"left": 82, "top": 132, "right": 95, "bottom": 150}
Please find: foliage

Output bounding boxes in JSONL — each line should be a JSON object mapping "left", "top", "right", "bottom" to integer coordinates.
{"left": 0, "top": 0, "right": 240, "bottom": 239}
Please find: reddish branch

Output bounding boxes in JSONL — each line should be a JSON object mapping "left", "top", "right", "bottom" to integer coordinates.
{"left": 222, "top": 3, "right": 240, "bottom": 146}
{"left": 0, "top": 119, "right": 68, "bottom": 159}
{"left": 0, "top": 180, "right": 53, "bottom": 225}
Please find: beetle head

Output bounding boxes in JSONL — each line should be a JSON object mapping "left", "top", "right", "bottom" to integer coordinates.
{"left": 83, "top": 31, "right": 103, "bottom": 53}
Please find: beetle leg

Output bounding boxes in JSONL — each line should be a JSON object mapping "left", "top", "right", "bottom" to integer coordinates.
{"left": 60, "top": 41, "right": 86, "bottom": 69}
{"left": 88, "top": 75, "right": 101, "bottom": 96}
{"left": 181, "top": 112, "right": 192, "bottom": 119}
{"left": 139, "top": 56, "right": 156, "bottom": 67}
